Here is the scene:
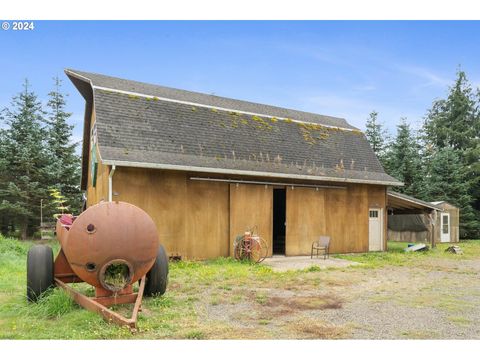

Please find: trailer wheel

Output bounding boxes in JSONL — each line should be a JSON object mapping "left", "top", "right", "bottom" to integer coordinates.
{"left": 27, "top": 245, "right": 54, "bottom": 302}
{"left": 144, "top": 244, "right": 169, "bottom": 297}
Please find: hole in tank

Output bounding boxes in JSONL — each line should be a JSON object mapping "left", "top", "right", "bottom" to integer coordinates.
{"left": 102, "top": 261, "right": 132, "bottom": 292}
{"left": 85, "top": 262, "right": 96, "bottom": 272}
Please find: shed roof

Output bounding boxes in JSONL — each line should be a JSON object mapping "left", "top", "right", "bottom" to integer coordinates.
{"left": 66, "top": 69, "right": 402, "bottom": 189}
{"left": 430, "top": 201, "right": 459, "bottom": 209}
{"left": 387, "top": 191, "right": 442, "bottom": 211}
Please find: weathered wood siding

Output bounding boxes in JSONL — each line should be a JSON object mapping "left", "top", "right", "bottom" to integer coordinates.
{"left": 186, "top": 179, "right": 230, "bottom": 258}
{"left": 229, "top": 183, "right": 273, "bottom": 257}
{"left": 434, "top": 203, "right": 460, "bottom": 243}
{"left": 285, "top": 187, "right": 327, "bottom": 255}
{"left": 112, "top": 168, "right": 230, "bottom": 259}
{"left": 85, "top": 110, "right": 109, "bottom": 206}
{"left": 285, "top": 184, "right": 386, "bottom": 255}
{"left": 86, "top": 162, "right": 388, "bottom": 259}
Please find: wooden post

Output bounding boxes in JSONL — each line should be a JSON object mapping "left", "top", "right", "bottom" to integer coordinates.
{"left": 430, "top": 210, "right": 436, "bottom": 249}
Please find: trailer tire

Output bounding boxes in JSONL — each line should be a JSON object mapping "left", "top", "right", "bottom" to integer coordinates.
{"left": 144, "top": 244, "right": 169, "bottom": 297}
{"left": 27, "top": 245, "right": 54, "bottom": 302}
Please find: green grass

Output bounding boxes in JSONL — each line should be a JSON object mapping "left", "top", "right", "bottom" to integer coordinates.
{"left": 0, "top": 235, "right": 282, "bottom": 339}
{"left": 335, "top": 240, "right": 480, "bottom": 268}
{"left": 1, "top": 234, "right": 479, "bottom": 339}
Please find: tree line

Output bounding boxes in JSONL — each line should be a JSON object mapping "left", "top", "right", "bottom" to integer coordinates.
{"left": 366, "top": 70, "right": 480, "bottom": 239}
{"left": 0, "top": 78, "right": 82, "bottom": 239}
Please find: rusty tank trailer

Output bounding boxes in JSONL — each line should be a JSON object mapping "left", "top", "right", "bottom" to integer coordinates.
{"left": 26, "top": 201, "right": 168, "bottom": 328}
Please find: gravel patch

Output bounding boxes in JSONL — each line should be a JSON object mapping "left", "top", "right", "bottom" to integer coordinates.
{"left": 194, "top": 257, "right": 480, "bottom": 339}
{"left": 263, "top": 256, "right": 359, "bottom": 272}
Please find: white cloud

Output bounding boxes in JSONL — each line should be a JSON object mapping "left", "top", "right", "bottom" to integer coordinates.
{"left": 300, "top": 93, "right": 424, "bottom": 132}
{"left": 395, "top": 64, "right": 452, "bottom": 89}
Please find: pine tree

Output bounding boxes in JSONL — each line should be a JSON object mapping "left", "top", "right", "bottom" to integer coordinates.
{"left": 44, "top": 77, "right": 82, "bottom": 214}
{"left": 423, "top": 69, "right": 480, "bottom": 238}
{"left": 365, "top": 110, "right": 389, "bottom": 165}
{"left": 383, "top": 119, "right": 424, "bottom": 197}
{"left": 426, "top": 147, "right": 478, "bottom": 238}
{"left": 0, "top": 128, "right": 10, "bottom": 235}
{"left": 0, "top": 80, "right": 50, "bottom": 239}
{"left": 424, "top": 70, "right": 478, "bottom": 151}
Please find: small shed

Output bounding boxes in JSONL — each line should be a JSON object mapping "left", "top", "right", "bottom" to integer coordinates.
{"left": 430, "top": 201, "right": 460, "bottom": 243}
{"left": 387, "top": 191, "right": 460, "bottom": 244}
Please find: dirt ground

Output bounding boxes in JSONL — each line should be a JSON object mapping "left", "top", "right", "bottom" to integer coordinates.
{"left": 263, "top": 256, "right": 358, "bottom": 271}
{"left": 189, "top": 257, "right": 480, "bottom": 339}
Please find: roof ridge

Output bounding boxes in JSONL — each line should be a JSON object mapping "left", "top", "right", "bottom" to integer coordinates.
{"left": 65, "top": 68, "right": 357, "bottom": 130}
{"left": 93, "top": 86, "right": 361, "bottom": 133}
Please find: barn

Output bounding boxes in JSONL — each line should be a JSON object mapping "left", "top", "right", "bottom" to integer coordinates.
{"left": 66, "top": 69, "right": 402, "bottom": 260}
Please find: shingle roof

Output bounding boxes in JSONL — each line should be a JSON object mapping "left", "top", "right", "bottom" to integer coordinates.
{"left": 66, "top": 69, "right": 402, "bottom": 186}
{"left": 67, "top": 69, "right": 356, "bottom": 130}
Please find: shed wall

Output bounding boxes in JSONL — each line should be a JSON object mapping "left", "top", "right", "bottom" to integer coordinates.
{"left": 388, "top": 229, "right": 430, "bottom": 243}
{"left": 434, "top": 204, "right": 460, "bottom": 243}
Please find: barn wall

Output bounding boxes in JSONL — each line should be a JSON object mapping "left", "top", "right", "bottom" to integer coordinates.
{"left": 285, "top": 184, "right": 386, "bottom": 255}
{"left": 90, "top": 165, "right": 389, "bottom": 259}
{"left": 229, "top": 184, "right": 273, "bottom": 257}
{"left": 112, "top": 167, "right": 230, "bottom": 260}
{"left": 85, "top": 110, "right": 109, "bottom": 206}
{"left": 285, "top": 187, "right": 327, "bottom": 255}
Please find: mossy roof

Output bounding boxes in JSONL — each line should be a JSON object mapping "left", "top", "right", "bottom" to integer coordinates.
{"left": 66, "top": 69, "right": 402, "bottom": 186}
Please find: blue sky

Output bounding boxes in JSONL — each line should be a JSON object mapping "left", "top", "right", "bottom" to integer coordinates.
{"left": 1, "top": 21, "right": 479, "bottom": 147}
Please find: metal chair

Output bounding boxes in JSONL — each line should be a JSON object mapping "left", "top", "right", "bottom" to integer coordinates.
{"left": 311, "top": 236, "right": 330, "bottom": 259}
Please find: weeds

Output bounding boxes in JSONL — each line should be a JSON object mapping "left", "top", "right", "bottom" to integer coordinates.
{"left": 1, "top": 235, "right": 480, "bottom": 339}
{"left": 184, "top": 330, "right": 205, "bottom": 339}
{"left": 26, "top": 288, "right": 76, "bottom": 318}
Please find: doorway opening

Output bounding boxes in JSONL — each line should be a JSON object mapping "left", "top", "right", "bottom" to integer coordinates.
{"left": 273, "top": 188, "right": 286, "bottom": 255}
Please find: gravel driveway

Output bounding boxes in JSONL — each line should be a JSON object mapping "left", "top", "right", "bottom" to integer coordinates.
{"left": 196, "top": 256, "right": 480, "bottom": 339}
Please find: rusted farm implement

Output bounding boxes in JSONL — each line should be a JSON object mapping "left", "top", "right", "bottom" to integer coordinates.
{"left": 233, "top": 227, "right": 268, "bottom": 263}
{"left": 26, "top": 201, "right": 168, "bottom": 329}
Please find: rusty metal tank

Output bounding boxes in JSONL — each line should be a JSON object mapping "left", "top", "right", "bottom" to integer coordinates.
{"left": 56, "top": 201, "right": 159, "bottom": 292}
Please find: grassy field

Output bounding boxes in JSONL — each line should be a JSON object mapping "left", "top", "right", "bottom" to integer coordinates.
{"left": 1, "top": 235, "right": 479, "bottom": 339}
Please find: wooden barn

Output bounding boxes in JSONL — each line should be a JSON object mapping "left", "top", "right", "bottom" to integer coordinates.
{"left": 387, "top": 191, "right": 459, "bottom": 244}
{"left": 66, "top": 69, "right": 402, "bottom": 260}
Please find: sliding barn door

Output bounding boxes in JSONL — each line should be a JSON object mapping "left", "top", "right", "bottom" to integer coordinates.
{"left": 285, "top": 187, "right": 326, "bottom": 255}
{"left": 229, "top": 184, "right": 273, "bottom": 257}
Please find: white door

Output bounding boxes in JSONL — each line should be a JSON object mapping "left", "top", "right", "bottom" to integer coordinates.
{"left": 369, "top": 208, "right": 383, "bottom": 251}
{"left": 440, "top": 212, "right": 450, "bottom": 242}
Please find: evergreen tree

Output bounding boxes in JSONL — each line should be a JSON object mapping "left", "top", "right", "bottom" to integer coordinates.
{"left": 383, "top": 119, "right": 424, "bottom": 197}
{"left": 424, "top": 70, "right": 478, "bottom": 151}
{"left": 365, "top": 110, "right": 389, "bottom": 165}
{"left": 0, "top": 128, "right": 10, "bottom": 235}
{"left": 0, "top": 80, "right": 50, "bottom": 239}
{"left": 44, "top": 77, "right": 82, "bottom": 213}
{"left": 423, "top": 69, "right": 480, "bottom": 238}
{"left": 426, "top": 147, "right": 478, "bottom": 238}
